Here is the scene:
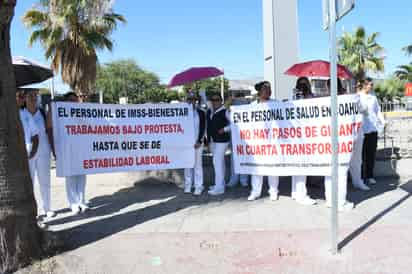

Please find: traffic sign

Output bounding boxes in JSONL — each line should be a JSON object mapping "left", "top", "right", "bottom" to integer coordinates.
{"left": 323, "top": 0, "right": 355, "bottom": 30}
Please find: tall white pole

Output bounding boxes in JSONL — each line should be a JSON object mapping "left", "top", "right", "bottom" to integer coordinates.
{"left": 329, "top": 0, "right": 339, "bottom": 255}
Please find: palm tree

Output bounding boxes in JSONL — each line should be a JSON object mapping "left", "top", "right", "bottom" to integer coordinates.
{"left": 395, "top": 62, "right": 412, "bottom": 82}
{"left": 23, "top": 0, "right": 126, "bottom": 94}
{"left": 403, "top": 44, "right": 412, "bottom": 56}
{"left": 338, "top": 26, "right": 385, "bottom": 81}
{"left": 0, "top": 1, "right": 41, "bottom": 273}
{"left": 374, "top": 76, "right": 405, "bottom": 102}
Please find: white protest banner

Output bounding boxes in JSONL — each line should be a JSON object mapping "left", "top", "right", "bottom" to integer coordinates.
{"left": 230, "top": 94, "right": 362, "bottom": 176}
{"left": 52, "top": 102, "right": 195, "bottom": 177}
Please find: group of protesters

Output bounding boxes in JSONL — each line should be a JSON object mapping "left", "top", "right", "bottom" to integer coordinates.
{"left": 17, "top": 76, "right": 384, "bottom": 228}
{"left": 183, "top": 77, "right": 384, "bottom": 212}
{"left": 16, "top": 89, "right": 90, "bottom": 226}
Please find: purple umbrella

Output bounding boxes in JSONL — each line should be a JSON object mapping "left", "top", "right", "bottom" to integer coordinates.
{"left": 12, "top": 56, "right": 53, "bottom": 87}
{"left": 168, "top": 67, "right": 224, "bottom": 87}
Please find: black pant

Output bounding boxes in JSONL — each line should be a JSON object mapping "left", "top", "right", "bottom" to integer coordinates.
{"left": 362, "top": 131, "right": 378, "bottom": 179}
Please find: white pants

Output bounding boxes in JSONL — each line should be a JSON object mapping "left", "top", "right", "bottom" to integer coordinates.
{"left": 229, "top": 150, "right": 248, "bottom": 185}
{"left": 210, "top": 142, "right": 229, "bottom": 191}
{"left": 65, "top": 175, "right": 87, "bottom": 207}
{"left": 291, "top": 176, "right": 308, "bottom": 200}
{"left": 349, "top": 132, "right": 364, "bottom": 187}
{"left": 28, "top": 153, "right": 51, "bottom": 214}
{"left": 250, "top": 175, "right": 279, "bottom": 197}
{"left": 184, "top": 146, "right": 204, "bottom": 190}
{"left": 324, "top": 173, "right": 348, "bottom": 206}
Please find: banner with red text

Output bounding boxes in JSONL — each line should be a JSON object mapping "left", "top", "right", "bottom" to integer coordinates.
{"left": 230, "top": 95, "right": 362, "bottom": 176}
{"left": 52, "top": 102, "right": 195, "bottom": 177}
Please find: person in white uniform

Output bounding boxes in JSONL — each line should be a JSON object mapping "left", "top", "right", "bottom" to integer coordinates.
{"left": 290, "top": 77, "right": 317, "bottom": 205}
{"left": 24, "top": 89, "right": 56, "bottom": 218}
{"left": 16, "top": 89, "right": 39, "bottom": 163}
{"left": 184, "top": 92, "right": 206, "bottom": 195}
{"left": 64, "top": 92, "right": 89, "bottom": 214}
{"left": 206, "top": 93, "right": 231, "bottom": 196}
{"left": 359, "top": 78, "right": 384, "bottom": 185}
{"left": 248, "top": 81, "right": 279, "bottom": 201}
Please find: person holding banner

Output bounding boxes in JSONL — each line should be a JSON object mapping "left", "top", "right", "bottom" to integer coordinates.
{"left": 227, "top": 95, "right": 249, "bottom": 188}
{"left": 291, "top": 78, "right": 317, "bottom": 205}
{"left": 348, "top": 80, "right": 371, "bottom": 191}
{"left": 64, "top": 92, "right": 89, "bottom": 214}
{"left": 24, "top": 89, "right": 57, "bottom": 219}
{"left": 206, "top": 93, "right": 231, "bottom": 196}
{"left": 184, "top": 92, "right": 206, "bottom": 195}
{"left": 247, "top": 81, "right": 279, "bottom": 201}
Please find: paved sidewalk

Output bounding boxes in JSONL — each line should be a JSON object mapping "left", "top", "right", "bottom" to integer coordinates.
{"left": 18, "top": 168, "right": 412, "bottom": 274}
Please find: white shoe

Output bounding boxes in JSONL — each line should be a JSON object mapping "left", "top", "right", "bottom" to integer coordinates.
{"left": 291, "top": 192, "right": 297, "bottom": 200}
{"left": 184, "top": 186, "right": 192, "bottom": 194}
{"left": 79, "top": 203, "right": 89, "bottom": 212}
{"left": 208, "top": 185, "right": 215, "bottom": 191}
{"left": 208, "top": 188, "right": 225, "bottom": 196}
{"left": 46, "top": 211, "right": 57, "bottom": 218}
{"left": 354, "top": 181, "right": 370, "bottom": 191}
{"left": 71, "top": 205, "right": 80, "bottom": 214}
{"left": 296, "top": 196, "right": 317, "bottom": 205}
{"left": 247, "top": 193, "right": 260, "bottom": 201}
{"left": 269, "top": 193, "right": 279, "bottom": 201}
{"left": 368, "top": 178, "right": 377, "bottom": 184}
{"left": 325, "top": 201, "right": 354, "bottom": 212}
{"left": 194, "top": 187, "right": 203, "bottom": 196}
{"left": 37, "top": 221, "right": 48, "bottom": 230}
{"left": 339, "top": 202, "right": 354, "bottom": 212}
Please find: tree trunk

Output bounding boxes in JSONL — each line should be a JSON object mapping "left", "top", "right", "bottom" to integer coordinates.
{"left": 0, "top": 1, "right": 41, "bottom": 273}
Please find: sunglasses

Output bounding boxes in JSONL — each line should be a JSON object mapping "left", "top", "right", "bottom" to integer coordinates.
{"left": 210, "top": 98, "right": 221, "bottom": 102}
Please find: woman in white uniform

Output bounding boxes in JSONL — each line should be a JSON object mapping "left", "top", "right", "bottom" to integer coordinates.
{"left": 359, "top": 78, "right": 384, "bottom": 185}
{"left": 247, "top": 81, "right": 279, "bottom": 201}
{"left": 184, "top": 92, "right": 206, "bottom": 195}
{"left": 16, "top": 89, "right": 39, "bottom": 163}
{"left": 206, "top": 93, "right": 231, "bottom": 196}
{"left": 25, "top": 89, "right": 56, "bottom": 218}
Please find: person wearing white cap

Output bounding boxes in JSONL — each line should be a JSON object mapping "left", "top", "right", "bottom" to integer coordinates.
{"left": 206, "top": 92, "right": 231, "bottom": 196}
{"left": 247, "top": 81, "right": 279, "bottom": 201}
{"left": 24, "top": 89, "right": 56, "bottom": 219}
{"left": 183, "top": 92, "right": 206, "bottom": 195}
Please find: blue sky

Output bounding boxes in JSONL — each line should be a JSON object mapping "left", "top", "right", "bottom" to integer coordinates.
{"left": 10, "top": 0, "right": 412, "bottom": 92}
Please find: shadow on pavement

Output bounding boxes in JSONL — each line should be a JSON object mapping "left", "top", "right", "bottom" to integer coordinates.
{"left": 339, "top": 180, "right": 412, "bottom": 250}
{"left": 52, "top": 175, "right": 250, "bottom": 252}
